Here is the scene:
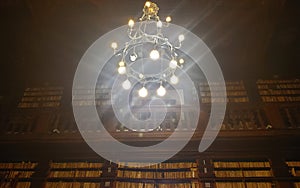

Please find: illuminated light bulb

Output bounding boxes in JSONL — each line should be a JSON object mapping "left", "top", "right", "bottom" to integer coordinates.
{"left": 119, "top": 61, "right": 125, "bottom": 67}
{"left": 156, "top": 85, "right": 166, "bottom": 97}
{"left": 145, "top": 1, "right": 151, "bottom": 7}
{"left": 178, "top": 34, "right": 185, "bottom": 42}
{"left": 169, "top": 59, "right": 177, "bottom": 69}
{"left": 156, "top": 20, "right": 162, "bottom": 28}
{"left": 122, "top": 79, "right": 131, "bottom": 90}
{"left": 179, "top": 58, "right": 184, "bottom": 64}
{"left": 111, "top": 42, "right": 118, "bottom": 49}
{"left": 150, "top": 49, "right": 160, "bottom": 60}
{"left": 139, "top": 74, "right": 144, "bottom": 79}
{"left": 130, "top": 54, "right": 137, "bottom": 61}
{"left": 149, "top": 7, "right": 154, "bottom": 13}
{"left": 166, "top": 16, "right": 171, "bottom": 23}
{"left": 118, "top": 66, "right": 126, "bottom": 74}
{"left": 170, "top": 75, "right": 179, "bottom": 84}
{"left": 128, "top": 19, "right": 135, "bottom": 28}
{"left": 138, "top": 87, "right": 148, "bottom": 98}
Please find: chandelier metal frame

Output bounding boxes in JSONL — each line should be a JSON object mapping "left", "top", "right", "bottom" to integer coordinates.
{"left": 111, "top": 1, "right": 185, "bottom": 97}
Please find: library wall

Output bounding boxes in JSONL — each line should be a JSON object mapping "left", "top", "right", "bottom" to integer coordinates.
{"left": 257, "top": 79, "right": 300, "bottom": 103}
{"left": 3, "top": 159, "right": 297, "bottom": 188}
{"left": 1, "top": 79, "right": 300, "bottom": 134}
{"left": 18, "top": 87, "right": 63, "bottom": 109}
{"left": 0, "top": 79, "right": 300, "bottom": 187}
{"left": 199, "top": 81, "right": 249, "bottom": 104}
{"left": 221, "top": 108, "right": 270, "bottom": 130}
{"left": 0, "top": 161, "right": 37, "bottom": 188}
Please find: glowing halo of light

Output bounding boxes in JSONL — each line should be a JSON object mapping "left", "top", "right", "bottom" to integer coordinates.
{"left": 149, "top": 49, "right": 160, "bottom": 60}
{"left": 156, "top": 85, "right": 166, "bottom": 96}
{"left": 122, "top": 79, "right": 131, "bottom": 90}
{"left": 72, "top": 22, "right": 226, "bottom": 167}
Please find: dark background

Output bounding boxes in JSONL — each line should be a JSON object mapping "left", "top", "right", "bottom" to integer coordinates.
{"left": 1, "top": 0, "right": 299, "bottom": 96}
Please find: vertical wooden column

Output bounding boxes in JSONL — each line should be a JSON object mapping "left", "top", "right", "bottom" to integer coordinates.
{"left": 270, "top": 155, "right": 294, "bottom": 188}
{"left": 30, "top": 159, "right": 50, "bottom": 188}
{"left": 264, "top": 103, "right": 285, "bottom": 129}
{"left": 198, "top": 157, "right": 215, "bottom": 188}
{"left": 100, "top": 161, "right": 117, "bottom": 188}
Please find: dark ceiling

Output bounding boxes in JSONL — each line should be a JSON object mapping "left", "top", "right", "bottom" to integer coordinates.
{"left": 0, "top": 0, "right": 299, "bottom": 95}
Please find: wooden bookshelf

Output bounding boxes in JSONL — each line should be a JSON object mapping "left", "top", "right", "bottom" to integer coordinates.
{"left": 18, "top": 86, "right": 63, "bottom": 108}
{"left": 0, "top": 161, "right": 37, "bottom": 188}
{"left": 212, "top": 159, "right": 273, "bottom": 188}
{"left": 72, "top": 87, "right": 188, "bottom": 133}
{"left": 221, "top": 108, "right": 269, "bottom": 130}
{"left": 4, "top": 113, "right": 37, "bottom": 134}
{"left": 215, "top": 182, "right": 273, "bottom": 188}
{"left": 199, "top": 81, "right": 249, "bottom": 104}
{"left": 257, "top": 79, "right": 300, "bottom": 103}
{"left": 48, "top": 111, "right": 79, "bottom": 134}
{"left": 73, "top": 88, "right": 111, "bottom": 107}
{"left": 295, "top": 183, "right": 300, "bottom": 188}
{"left": 45, "top": 182, "right": 101, "bottom": 188}
{"left": 115, "top": 182, "right": 202, "bottom": 188}
{"left": 45, "top": 161, "right": 104, "bottom": 188}
{"left": 286, "top": 161, "right": 300, "bottom": 177}
{"left": 279, "top": 106, "right": 300, "bottom": 128}
{"left": 116, "top": 162, "right": 201, "bottom": 188}
{"left": 197, "top": 159, "right": 214, "bottom": 188}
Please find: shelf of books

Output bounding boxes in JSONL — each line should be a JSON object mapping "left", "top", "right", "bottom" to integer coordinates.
{"left": 72, "top": 87, "right": 111, "bottom": 107}
{"left": 4, "top": 113, "right": 37, "bottom": 134}
{"left": 221, "top": 108, "right": 270, "bottom": 130}
{"left": 116, "top": 162, "right": 202, "bottom": 188}
{"left": 212, "top": 159, "right": 273, "bottom": 188}
{"left": 279, "top": 106, "right": 300, "bottom": 128}
{"left": 199, "top": 81, "right": 249, "bottom": 104}
{"left": 45, "top": 161, "right": 105, "bottom": 188}
{"left": 48, "top": 111, "right": 80, "bottom": 134}
{"left": 286, "top": 160, "right": 300, "bottom": 188}
{"left": 3, "top": 159, "right": 300, "bottom": 188}
{"left": 0, "top": 161, "right": 37, "bottom": 188}
{"left": 18, "top": 86, "right": 64, "bottom": 109}
{"left": 286, "top": 161, "right": 300, "bottom": 177}
{"left": 115, "top": 182, "right": 201, "bottom": 188}
{"left": 257, "top": 79, "right": 300, "bottom": 103}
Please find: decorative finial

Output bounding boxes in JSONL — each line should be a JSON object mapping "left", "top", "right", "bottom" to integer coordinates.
{"left": 140, "top": 1, "right": 160, "bottom": 21}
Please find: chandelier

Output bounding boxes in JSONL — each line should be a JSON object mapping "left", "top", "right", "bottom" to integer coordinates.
{"left": 72, "top": 0, "right": 226, "bottom": 165}
{"left": 110, "top": 1, "right": 185, "bottom": 98}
